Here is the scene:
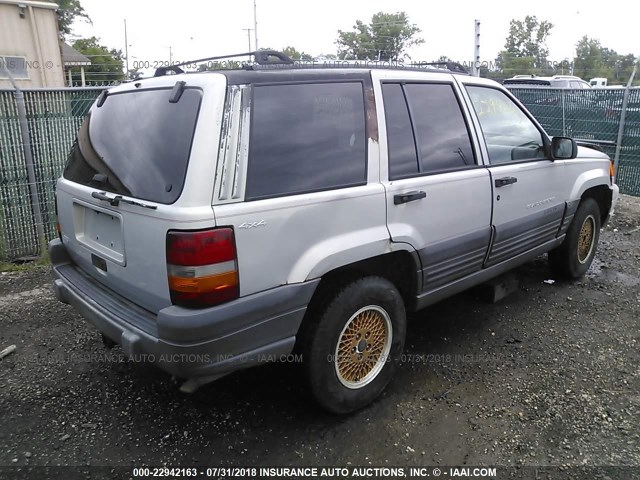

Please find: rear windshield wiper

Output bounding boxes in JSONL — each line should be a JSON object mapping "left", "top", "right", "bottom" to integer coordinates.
{"left": 91, "top": 191, "right": 157, "bottom": 210}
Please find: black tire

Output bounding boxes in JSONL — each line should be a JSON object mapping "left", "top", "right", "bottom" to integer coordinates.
{"left": 549, "top": 198, "right": 601, "bottom": 279}
{"left": 301, "top": 276, "right": 406, "bottom": 414}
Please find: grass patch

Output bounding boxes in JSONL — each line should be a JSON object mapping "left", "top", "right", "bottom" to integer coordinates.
{"left": 0, "top": 257, "right": 50, "bottom": 272}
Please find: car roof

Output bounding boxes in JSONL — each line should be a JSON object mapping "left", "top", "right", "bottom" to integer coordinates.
{"left": 504, "top": 78, "right": 553, "bottom": 86}
{"left": 115, "top": 64, "right": 498, "bottom": 96}
{"left": 504, "top": 75, "right": 592, "bottom": 88}
{"left": 505, "top": 75, "right": 585, "bottom": 81}
{"left": 224, "top": 64, "right": 471, "bottom": 84}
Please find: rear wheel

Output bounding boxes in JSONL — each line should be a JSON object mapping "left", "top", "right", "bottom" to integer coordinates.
{"left": 549, "top": 198, "right": 601, "bottom": 279}
{"left": 301, "top": 276, "right": 406, "bottom": 414}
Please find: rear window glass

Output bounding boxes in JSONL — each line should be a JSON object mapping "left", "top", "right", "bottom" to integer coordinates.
{"left": 64, "top": 88, "right": 202, "bottom": 204}
{"left": 245, "top": 82, "right": 367, "bottom": 200}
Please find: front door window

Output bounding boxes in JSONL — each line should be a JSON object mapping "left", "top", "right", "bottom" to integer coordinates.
{"left": 466, "top": 86, "right": 547, "bottom": 164}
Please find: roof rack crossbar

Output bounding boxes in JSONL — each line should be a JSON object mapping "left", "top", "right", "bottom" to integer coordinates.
{"left": 410, "top": 61, "right": 468, "bottom": 75}
{"left": 154, "top": 50, "right": 293, "bottom": 77}
{"left": 252, "top": 61, "right": 470, "bottom": 76}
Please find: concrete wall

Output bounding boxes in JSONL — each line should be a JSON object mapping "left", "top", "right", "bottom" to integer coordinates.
{"left": 0, "top": 1, "right": 65, "bottom": 88}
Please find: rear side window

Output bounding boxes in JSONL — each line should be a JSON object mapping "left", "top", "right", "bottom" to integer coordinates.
{"left": 245, "top": 82, "right": 366, "bottom": 200}
{"left": 64, "top": 88, "right": 202, "bottom": 204}
{"left": 404, "top": 83, "right": 475, "bottom": 173}
{"left": 382, "top": 83, "right": 475, "bottom": 177}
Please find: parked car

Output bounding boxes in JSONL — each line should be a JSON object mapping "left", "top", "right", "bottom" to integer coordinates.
{"left": 604, "top": 97, "right": 640, "bottom": 120}
{"left": 503, "top": 75, "right": 591, "bottom": 89}
{"left": 505, "top": 75, "right": 604, "bottom": 120}
{"left": 50, "top": 52, "right": 619, "bottom": 413}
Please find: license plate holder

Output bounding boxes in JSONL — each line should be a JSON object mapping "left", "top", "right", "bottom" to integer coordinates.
{"left": 73, "top": 200, "right": 126, "bottom": 266}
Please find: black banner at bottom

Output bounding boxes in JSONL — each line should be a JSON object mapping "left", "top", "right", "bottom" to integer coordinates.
{"left": 1, "top": 465, "right": 638, "bottom": 480}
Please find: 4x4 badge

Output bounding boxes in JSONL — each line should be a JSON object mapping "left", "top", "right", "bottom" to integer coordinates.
{"left": 238, "top": 220, "right": 267, "bottom": 229}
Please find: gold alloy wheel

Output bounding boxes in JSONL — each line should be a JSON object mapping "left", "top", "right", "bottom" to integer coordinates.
{"left": 577, "top": 214, "right": 596, "bottom": 264}
{"left": 335, "top": 305, "right": 392, "bottom": 389}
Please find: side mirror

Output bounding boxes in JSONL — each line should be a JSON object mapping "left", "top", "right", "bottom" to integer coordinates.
{"left": 551, "top": 137, "right": 577, "bottom": 160}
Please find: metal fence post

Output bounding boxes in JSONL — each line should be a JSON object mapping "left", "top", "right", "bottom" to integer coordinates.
{"left": 3, "top": 69, "right": 47, "bottom": 258}
{"left": 561, "top": 89, "right": 566, "bottom": 136}
{"left": 613, "top": 64, "right": 637, "bottom": 179}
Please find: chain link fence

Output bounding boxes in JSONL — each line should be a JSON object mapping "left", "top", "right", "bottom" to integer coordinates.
{"left": 508, "top": 87, "right": 640, "bottom": 196}
{"left": 0, "top": 87, "right": 105, "bottom": 260}
{"left": 0, "top": 85, "right": 639, "bottom": 261}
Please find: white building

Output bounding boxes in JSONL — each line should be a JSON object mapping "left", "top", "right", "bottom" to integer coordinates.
{"left": 0, "top": 0, "right": 89, "bottom": 88}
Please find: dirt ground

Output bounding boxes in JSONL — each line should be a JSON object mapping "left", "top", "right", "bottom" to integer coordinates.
{"left": 1, "top": 195, "right": 639, "bottom": 478}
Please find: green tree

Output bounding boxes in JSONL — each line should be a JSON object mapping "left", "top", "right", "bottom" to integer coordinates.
{"left": 496, "top": 15, "right": 553, "bottom": 75}
{"left": 601, "top": 49, "right": 636, "bottom": 84}
{"left": 572, "top": 38, "right": 638, "bottom": 84}
{"left": 57, "top": 0, "right": 91, "bottom": 38}
{"left": 614, "top": 54, "right": 639, "bottom": 85}
{"left": 72, "top": 37, "right": 124, "bottom": 85}
{"left": 573, "top": 36, "right": 604, "bottom": 80}
{"left": 282, "top": 46, "right": 313, "bottom": 61}
{"left": 127, "top": 67, "right": 142, "bottom": 80}
{"left": 336, "top": 12, "right": 423, "bottom": 61}
{"left": 497, "top": 55, "right": 536, "bottom": 77}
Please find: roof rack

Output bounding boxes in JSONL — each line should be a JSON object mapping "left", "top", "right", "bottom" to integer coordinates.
{"left": 253, "top": 59, "right": 469, "bottom": 75}
{"left": 410, "top": 61, "right": 469, "bottom": 75}
{"left": 153, "top": 50, "right": 469, "bottom": 77}
{"left": 153, "top": 50, "right": 293, "bottom": 77}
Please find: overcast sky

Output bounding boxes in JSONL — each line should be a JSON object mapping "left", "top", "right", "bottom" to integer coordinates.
{"left": 70, "top": 0, "right": 639, "bottom": 71}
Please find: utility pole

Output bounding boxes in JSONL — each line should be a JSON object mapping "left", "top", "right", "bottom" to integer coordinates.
{"left": 472, "top": 19, "right": 480, "bottom": 77}
{"left": 124, "top": 19, "right": 129, "bottom": 78}
{"left": 253, "top": 0, "right": 258, "bottom": 51}
{"left": 243, "top": 28, "right": 253, "bottom": 52}
{"left": 243, "top": 28, "right": 253, "bottom": 59}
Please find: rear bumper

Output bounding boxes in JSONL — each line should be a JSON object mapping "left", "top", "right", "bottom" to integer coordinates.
{"left": 49, "top": 239, "right": 319, "bottom": 380}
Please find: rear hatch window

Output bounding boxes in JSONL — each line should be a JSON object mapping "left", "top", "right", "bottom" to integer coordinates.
{"left": 64, "top": 87, "right": 202, "bottom": 204}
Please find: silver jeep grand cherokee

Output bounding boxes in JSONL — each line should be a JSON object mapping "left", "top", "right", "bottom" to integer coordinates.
{"left": 50, "top": 52, "right": 619, "bottom": 413}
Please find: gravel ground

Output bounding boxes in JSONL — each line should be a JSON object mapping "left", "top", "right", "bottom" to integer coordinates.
{"left": 0, "top": 195, "right": 639, "bottom": 478}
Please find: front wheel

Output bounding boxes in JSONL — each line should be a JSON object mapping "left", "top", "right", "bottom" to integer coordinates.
{"left": 301, "top": 276, "right": 406, "bottom": 414}
{"left": 549, "top": 198, "right": 601, "bottom": 279}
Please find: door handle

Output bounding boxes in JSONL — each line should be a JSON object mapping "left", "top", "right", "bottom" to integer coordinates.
{"left": 495, "top": 176, "right": 518, "bottom": 188}
{"left": 394, "top": 190, "right": 426, "bottom": 205}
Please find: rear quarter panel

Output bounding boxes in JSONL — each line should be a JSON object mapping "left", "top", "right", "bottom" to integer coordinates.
{"left": 214, "top": 181, "right": 391, "bottom": 297}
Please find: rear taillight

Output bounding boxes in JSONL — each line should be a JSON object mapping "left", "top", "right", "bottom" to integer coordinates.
{"left": 166, "top": 228, "right": 239, "bottom": 308}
